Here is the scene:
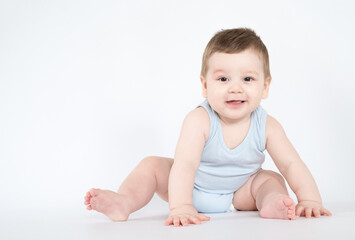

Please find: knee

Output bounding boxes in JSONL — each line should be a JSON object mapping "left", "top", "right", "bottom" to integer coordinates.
{"left": 138, "top": 156, "right": 173, "bottom": 172}
{"left": 139, "top": 156, "right": 161, "bottom": 169}
{"left": 255, "top": 170, "right": 285, "bottom": 185}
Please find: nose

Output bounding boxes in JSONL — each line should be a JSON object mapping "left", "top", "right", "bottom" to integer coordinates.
{"left": 228, "top": 80, "right": 243, "bottom": 93}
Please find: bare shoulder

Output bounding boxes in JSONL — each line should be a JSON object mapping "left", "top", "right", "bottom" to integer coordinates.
{"left": 182, "top": 107, "right": 210, "bottom": 142}
{"left": 265, "top": 114, "right": 287, "bottom": 147}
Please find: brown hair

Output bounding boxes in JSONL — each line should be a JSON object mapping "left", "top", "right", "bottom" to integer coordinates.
{"left": 201, "top": 28, "right": 271, "bottom": 79}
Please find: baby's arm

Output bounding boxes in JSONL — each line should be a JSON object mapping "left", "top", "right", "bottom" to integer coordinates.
{"left": 165, "top": 108, "right": 210, "bottom": 227}
{"left": 265, "top": 115, "right": 332, "bottom": 218}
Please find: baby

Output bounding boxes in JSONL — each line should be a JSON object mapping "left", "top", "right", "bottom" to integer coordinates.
{"left": 84, "top": 28, "right": 332, "bottom": 226}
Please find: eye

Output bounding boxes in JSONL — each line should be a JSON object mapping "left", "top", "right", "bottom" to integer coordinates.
{"left": 219, "top": 77, "right": 229, "bottom": 82}
{"left": 244, "top": 77, "right": 253, "bottom": 82}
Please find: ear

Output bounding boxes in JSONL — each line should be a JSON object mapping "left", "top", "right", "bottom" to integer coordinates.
{"left": 200, "top": 76, "right": 208, "bottom": 98}
{"left": 262, "top": 76, "right": 271, "bottom": 99}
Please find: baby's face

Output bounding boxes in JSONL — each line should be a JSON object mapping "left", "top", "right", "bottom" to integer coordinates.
{"left": 201, "top": 49, "right": 270, "bottom": 123}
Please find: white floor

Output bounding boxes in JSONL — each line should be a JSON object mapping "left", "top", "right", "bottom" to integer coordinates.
{"left": 1, "top": 197, "right": 354, "bottom": 240}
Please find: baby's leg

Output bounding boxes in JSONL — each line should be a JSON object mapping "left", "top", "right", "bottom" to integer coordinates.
{"left": 84, "top": 156, "right": 173, "bottom": 221}
{"left": 232, "top": 170, "right": 296, "bottom": 220}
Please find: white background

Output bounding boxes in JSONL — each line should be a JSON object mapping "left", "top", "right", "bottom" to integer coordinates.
{"left": 1, "top": 0, "right": 355, "bottom": 218}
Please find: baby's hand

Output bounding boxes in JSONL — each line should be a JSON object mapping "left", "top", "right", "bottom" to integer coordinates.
{"left": 165, "top": 204, "right": 210, "bottom": 227}
{"left": 296, "top": 200, "right": 332, "bottom": 218}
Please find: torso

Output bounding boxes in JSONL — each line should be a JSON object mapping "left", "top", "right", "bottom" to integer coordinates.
{"left": 195, "top": 100, "right": 267, "bottom": 195}
{"left": 220, "top": 117, "right": 252, "bottom": 150}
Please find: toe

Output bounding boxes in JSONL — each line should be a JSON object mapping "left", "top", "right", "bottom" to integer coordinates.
{"left": 287, "top": 209, "right": 296, "bottom": 220}
{"left": 283, "top": 197, "right": 294, "bottom": 208}
{"left": 89, "top": 188, "right": 100, "bottom": 197}
{"left": 86, "top": 191, "right": 92, "bottom": 199}
{"left": 89, "top": 197, "right": 98, "bottom": 210}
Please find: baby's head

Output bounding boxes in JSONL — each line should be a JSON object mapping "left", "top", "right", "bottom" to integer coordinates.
{"left": 201, "top": 28, "right": 271, "bottom": 80}
{"left": 200, "top": 28, "right": 272, "bottom": 120}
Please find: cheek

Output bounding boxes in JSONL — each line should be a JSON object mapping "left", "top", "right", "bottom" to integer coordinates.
{"left": 253, "top": 85, "right": 265, "bottom": 94}
{"left": 246, "top": 87, "right": 263, "bottom": 100}
{"left": 207, "top": 88, "right": 224, "bottom": 98}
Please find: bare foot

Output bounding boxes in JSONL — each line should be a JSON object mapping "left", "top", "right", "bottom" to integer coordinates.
{"left": 259, "top": 193, "right": 296, "bottom": 220}
{"left": 84, "top": 188, "right": 131, "bottom": 221}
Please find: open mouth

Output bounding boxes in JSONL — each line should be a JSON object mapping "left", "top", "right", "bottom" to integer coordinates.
{"left": 226, "top": 100, "right": 246, "bottom": 107}
{"left": 227, "top": 100, "right": 245, "bottom": 104}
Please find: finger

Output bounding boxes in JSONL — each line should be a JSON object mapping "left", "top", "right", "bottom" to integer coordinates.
{"left": 320, "top": 208, "right": 332, "bottom": 216}
{"left": 188, "top": 216, "right": 201, "bottom": 225}
{"left": 197, "top": 214, "right": 210, "bottom": 221}
{"left": 313, "top": 209, "right": 321, "bottom": 218}
{"left": 165, "top": 217, "right": 173, "bottom": 226}
{"left": 180, "top": 217, "right": 189, "bottom": 227}
{"left": 86, "top": 205, "right": 92, "bottom": 210}
{"left": 296, "top": 206, "right": 304, "bottom": 217}
{"left": 173, "top": 217, "right": 180, "bottom": 227}
{"left": 305, "top": 208, "right": 312, "bottom": 218}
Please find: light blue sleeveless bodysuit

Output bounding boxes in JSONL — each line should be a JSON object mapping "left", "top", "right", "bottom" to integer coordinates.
{"left": 192, "top": 99, "right": 267, "bottom": 213}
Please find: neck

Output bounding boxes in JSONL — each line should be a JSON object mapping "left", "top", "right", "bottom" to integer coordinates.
{"left": 218, "top": 113, "right": 251, "bottom": 127}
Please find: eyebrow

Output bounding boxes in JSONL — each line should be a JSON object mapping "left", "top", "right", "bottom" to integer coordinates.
{"left": 212, "top": 69, "right": 260, "bottom": 76}
{"left": 212, "top": 69, "right": 227, "bottom": 75}
{"left": 245, "top": 70, "right": 259, "bottom": 76}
